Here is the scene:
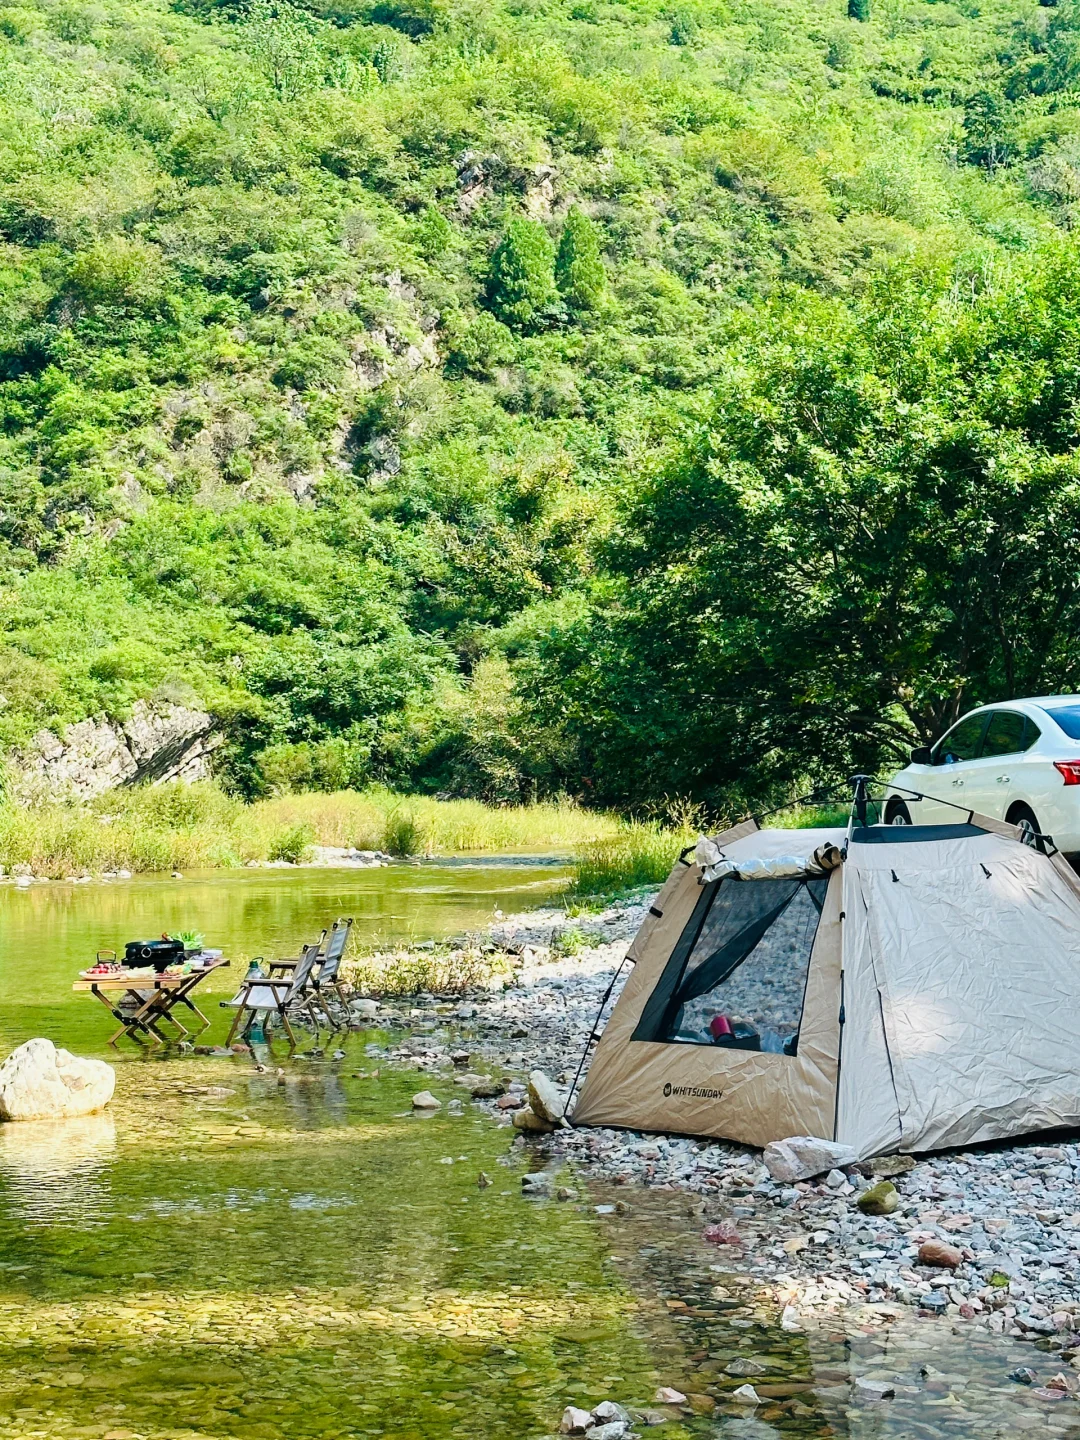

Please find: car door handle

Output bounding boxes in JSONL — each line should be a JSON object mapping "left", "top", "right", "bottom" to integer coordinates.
{"left": 951, "top": 778, "right": 964, "bottom": 787}
{"left": 996, "top": 775, "right": 1009, "bottom": 783}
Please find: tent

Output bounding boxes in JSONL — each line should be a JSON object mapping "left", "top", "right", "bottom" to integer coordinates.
{"left": 571, "top": 814, "right": 1080, "bottom": 1159}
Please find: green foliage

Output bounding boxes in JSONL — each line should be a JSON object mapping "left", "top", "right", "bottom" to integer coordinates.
{"left": 241, "top": 0, "right": 325, "bottom": 100}
{"left": 0, "top": 0, "right": 1076, "bottom": 818}
{"left": 535, "top": 242, "right": 1080, "bottom": 812}
{"left": 847, "top": 0, "right": 868, "bottom": 20}
{"left": 555, "top": 207, "right": 605, "bottom": 315}
{"left": 485, "top": 220, "right": 557, "bottom": 332}
{"left": 381, "top": 804, "right": 423, "bottom": 855}
{"left": 267, "top": 819, "right": 317, "bottom": 861}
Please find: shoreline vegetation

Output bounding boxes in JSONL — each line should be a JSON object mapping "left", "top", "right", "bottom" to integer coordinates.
{"left": 0, "top": 781, "right": 850, "bottom": 899}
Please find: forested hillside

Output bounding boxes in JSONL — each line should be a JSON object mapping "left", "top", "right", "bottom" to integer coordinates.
{"left": 3, "top": 0, "right": 1080, "bottom": 813}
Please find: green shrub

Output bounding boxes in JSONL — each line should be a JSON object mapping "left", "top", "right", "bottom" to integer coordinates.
{"left": 381, "top": 806, "right": 422, "bottom": 856}
{"left": 570, "top": 823, "right": 683, "bottom": 899}
{"left": 268, "top": 822, "right": 317, "bottom": 862}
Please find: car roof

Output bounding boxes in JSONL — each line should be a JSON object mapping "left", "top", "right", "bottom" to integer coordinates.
{"left": 963, "top": 697, "right": 1080, "bottom": 713}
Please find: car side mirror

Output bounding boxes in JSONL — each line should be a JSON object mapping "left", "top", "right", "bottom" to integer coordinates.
{"left": 909, "top": 745, "right": 933, "bottom": 765}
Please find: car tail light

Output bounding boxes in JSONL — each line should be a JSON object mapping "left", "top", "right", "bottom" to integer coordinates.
{"left": 1055, "top": 761, "right": 1080, "bottom": 785}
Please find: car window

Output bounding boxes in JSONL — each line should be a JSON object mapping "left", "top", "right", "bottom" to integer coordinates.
{"left": 981, "top": 710, "right": 1033, "bottom": 757}
{"left": 1045, "top": 705, "right": 1080, "bottom": 740}
{"left": 933, "top": 713, "right": 990, "bottom": 764}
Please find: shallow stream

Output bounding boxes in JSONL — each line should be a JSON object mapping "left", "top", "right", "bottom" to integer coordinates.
{"left": 1, "top": 864, "right": 1079, "bottom": 1439}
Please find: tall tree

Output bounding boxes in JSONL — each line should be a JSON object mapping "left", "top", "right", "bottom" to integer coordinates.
{"left": 484, "top": 219, "right": 557, "bottom": 331}
{"left": 524, "top": 245, "right": 1080, "bottom": 812}
{"left": 555, "top": 206, "right": 606, "bottom": 314}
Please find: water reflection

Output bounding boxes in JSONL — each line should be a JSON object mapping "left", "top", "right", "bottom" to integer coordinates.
{"left": 0, "top": 1111, "right": 116, "bottom": 1225}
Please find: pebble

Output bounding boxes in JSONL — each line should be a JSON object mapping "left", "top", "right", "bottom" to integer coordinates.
{"left": 918, "top": 1239, "right": 963, "bottom": 1269}
{"left": 411, "top": 1091, "right": 440, "bottom": 1109}
{"left": 730, "top": 1384, "right": 761, "bottom": 1404}
{"left": 561, "top": 1406, "right": 593, "bottom": 1434}
{"left": 352, "top": 891, "right": 1080, "bottom": 1335}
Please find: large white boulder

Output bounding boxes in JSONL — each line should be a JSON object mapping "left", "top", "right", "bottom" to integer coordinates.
{"left": 0, "top": 1039, "right": 115, "bottom": 1122}
{"left": 763, "top": 1135, "right": 857, "bottom": 1182}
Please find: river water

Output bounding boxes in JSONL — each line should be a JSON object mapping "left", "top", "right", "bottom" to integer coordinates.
{"left": 1, "top": 864, "right": 1078, "bottom": 1440}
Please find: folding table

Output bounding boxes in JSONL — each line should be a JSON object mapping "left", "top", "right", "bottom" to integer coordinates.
{"left": 73, "top": 957, "right": 230, "bottom": 1047}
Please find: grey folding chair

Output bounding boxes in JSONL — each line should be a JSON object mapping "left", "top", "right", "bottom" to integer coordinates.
{"left": 222, "top": 942, "right": 321, "bottom": 1047}
{"left": 308, "top": 918, "right": 354, "bottom": 1032}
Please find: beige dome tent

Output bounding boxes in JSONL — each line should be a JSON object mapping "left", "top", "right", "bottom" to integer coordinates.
{"left": 572, "top": 815, "right": 1080, "bottom": 1160}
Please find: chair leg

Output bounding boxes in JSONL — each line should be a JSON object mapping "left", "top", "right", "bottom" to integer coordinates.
{"left": 226, "top": 1005, "right": 247, "bottom": 1046}
{"left": 331, "top": 982, "right": 350, "bottom": 1029}
{"left": 280, "top": 1007, "right": 297, "bottom": 1047}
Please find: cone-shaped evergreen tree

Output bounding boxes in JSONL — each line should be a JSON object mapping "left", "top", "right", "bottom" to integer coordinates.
{"left": 847, "top": 0, "right": 869, "bottom": 20}
{"left": 555, "top": 206, "right": 606, "bottom": 313}
{"left": 485, "top": 219, "right": 556, "bottom": 330}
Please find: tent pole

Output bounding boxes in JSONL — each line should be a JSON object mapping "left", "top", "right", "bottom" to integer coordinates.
{"left": 562, "top": 954, "right": 633, "bottom": 1122}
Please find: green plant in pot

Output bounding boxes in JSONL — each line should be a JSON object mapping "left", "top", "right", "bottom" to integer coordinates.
{"left": 170, "top": 929, "right": 205, "bottom": 956}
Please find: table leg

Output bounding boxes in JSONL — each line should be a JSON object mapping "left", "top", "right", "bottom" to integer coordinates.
{"left": 92, "top": 984, "right": 151, "bottom": 1047}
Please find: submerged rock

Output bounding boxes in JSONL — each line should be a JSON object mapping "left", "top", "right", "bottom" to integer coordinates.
{"left": 0, "top": 1039, "right": 114, "bottom": 1122}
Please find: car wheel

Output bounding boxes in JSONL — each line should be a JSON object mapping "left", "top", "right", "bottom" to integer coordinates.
{"left": 1007, "top": 802, "right": 1042, "bottom": 849}
{"left": 885, "top": 800, "right": 912, "bottom": 826}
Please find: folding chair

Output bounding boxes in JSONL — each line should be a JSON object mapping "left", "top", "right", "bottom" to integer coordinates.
{"left": 222, "top": 942, "right": 321, "bottom": 1047}
{"left": 307, "top": 918, "right": 354, "bottom": 1032}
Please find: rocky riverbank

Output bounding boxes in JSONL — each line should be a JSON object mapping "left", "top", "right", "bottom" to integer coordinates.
{"left": 350, "top": 894, "right": 1080, "bottom": 1345}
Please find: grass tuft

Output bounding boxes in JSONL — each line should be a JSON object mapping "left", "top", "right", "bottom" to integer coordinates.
{"left": 344, "top": 944, "right": 518, "bottom": 997}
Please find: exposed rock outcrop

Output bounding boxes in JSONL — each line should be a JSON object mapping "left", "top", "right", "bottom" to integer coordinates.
{"left": 14, "top": 699, "right": 220, "bottom": 802}
{"left": 0, "top": 1039, "right": 115, "bottom": 1121}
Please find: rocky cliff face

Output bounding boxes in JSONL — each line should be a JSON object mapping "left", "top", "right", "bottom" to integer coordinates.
{"left": 13, "top": 700, "right": 220, "bottom": 803}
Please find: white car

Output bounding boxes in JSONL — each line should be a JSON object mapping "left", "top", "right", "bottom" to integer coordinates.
{"left": 884, "top": 696, "right": 1080, "bottom": 854}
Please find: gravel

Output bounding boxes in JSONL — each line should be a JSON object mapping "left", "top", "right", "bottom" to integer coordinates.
{"left": 355, "top": 892, "right": 1080, "bottom": 1337}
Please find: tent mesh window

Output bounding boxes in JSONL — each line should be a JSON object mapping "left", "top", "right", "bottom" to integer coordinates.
{"left": 631, "top": 877, "right": 827, "bottom": 1053}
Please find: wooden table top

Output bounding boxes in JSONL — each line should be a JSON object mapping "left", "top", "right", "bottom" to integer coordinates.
{"left": 72, "top": 958, "right": 229, "bottom": 991}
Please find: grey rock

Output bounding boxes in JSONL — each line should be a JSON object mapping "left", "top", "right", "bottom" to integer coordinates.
{"left": 584, "top": 1424, "right": 628, "bottom": 1440}
{"left": 512, "top": 1105, "right": 556, "bottom": 1133}
{"left": 592, "top": 1402, "right": 631, "bottom": 1425}
{"left": 763, "top": 1136, "right": 857, "bottom": 1182}
{"left": 868, "top": 1153, "right": 916, "bottom": 1178}
{"left": 411, "top": 1090, "right": 441, "bottom": 1109}
{"left": 561, "top": 1406, "right": 593, "bottom": 1434}
{"left": 13, "top": 699, "right": 219, "bottom": 803}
